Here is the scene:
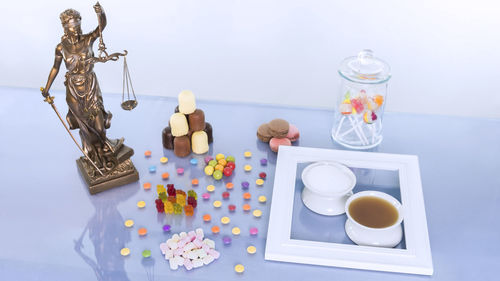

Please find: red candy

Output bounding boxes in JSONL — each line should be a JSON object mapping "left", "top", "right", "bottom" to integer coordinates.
{"left": 259, "top": 172, "right": 267, "bottom": 179}
{"left": 228, "top": 204, "right": 236, "bottom": 212}
{"left": 155, "top": 199, "right": 164, "bottom": 213}
{"left": 226, "top": 162, "right": 236, "bottom": 170}
{"left": 187, "top": 196, "right": 197, "bottom": 208}
{"left": 167, "top": 185, "right": 176, "bottom": 196}
{"left": 222, "top": 191, "right": 230, "bottom": 199}
{"left": 351, "top": 98, "right": 364, "bottom": 113}
{"left": 223, "top": 167, "right": 233, "bottom": 177}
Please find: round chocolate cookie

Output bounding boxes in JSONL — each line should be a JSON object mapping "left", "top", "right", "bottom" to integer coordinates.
{"left": 268, "top": 119, "right": 289, "bottom": 138}
{"left": 257, "top": 123, "right": 273, "bottom": 142}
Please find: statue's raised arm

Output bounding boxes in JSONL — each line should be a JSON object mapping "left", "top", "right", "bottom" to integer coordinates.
{"left": 89, "top": 2, "right": 106, "bottom": 41}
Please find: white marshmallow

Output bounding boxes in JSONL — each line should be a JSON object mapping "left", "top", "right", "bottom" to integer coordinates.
{"left": 203, "top": 255, "right": 214, "bottom": 265}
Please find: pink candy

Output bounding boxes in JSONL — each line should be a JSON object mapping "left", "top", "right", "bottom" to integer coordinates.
{"left": 249, "top": 227, "right": 258, "bottom": 235}
{"left": 177, "top": 168, "right": 184, "bottom": 175}
{"left": 202, "top": 193, "right": 210, "bottom": 200}
{"left": 207, "top": 249, "right": 220, "bottom": 259}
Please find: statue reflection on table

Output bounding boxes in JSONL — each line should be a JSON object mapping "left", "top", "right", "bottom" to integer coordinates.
{"left": 40, "top": 2, "right": 139, "bottom": 194}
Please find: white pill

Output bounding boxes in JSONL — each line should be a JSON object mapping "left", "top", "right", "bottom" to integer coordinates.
{"left": 195, "top": 228, "right": 204, "bottom": 238}
{"left": 192, "top": 259, "right": 204, "bottom": 268}
{"left": 160, "top": 243, "right": 168, "bottom": 254}
{"left": 169, "top": 259, "right": 179, "bottom": 270}
{"left": 184, "top": 259, "right": 193, "bottom": 270}
{"left": 203, "top": 239, "right": 215, "bottom": 249}
{"left": 203, "top": 255, "right": 214, "bottom": 265}
{"left": 172, "top": 234, "right": 180, "bottom": 242}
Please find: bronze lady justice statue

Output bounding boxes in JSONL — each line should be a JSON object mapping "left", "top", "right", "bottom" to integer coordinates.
{"left": 41, "top": 2, "right": 138, "bottom": 194}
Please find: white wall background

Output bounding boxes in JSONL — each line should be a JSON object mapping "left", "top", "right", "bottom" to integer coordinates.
{"left": 1, "top": 0, "right": 499, "bottom": 118}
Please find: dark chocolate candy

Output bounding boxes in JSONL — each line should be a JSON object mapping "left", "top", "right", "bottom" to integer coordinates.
{"left": 188, "top": 109, "right": 206, "bottom": 131}
{"left": 162, "top": 126, "right": 174, "bottom": 150}
{"left": 204, "top": 122, "right": 213, "bottom": 144}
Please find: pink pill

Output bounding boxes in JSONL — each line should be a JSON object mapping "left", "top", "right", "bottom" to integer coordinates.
{"left": 184, "top": 259, "right": 193, "bottom": 270}
{"left": 201, "top": 244, "right": 210, "bottom": 252}
{"left": 208, "top": 249, "right": 220, "bottom": 259}
{"left": 202, "top": 193, "right": 210, "bottom": 200}
{"left": 249, "top": 227, "right": 258, "bottom": 236}
{"left": 193, "top": 239, "right": 203, "bottom": 248}
{"left": 177, "top": 168, "right": 184, "bottom": 175}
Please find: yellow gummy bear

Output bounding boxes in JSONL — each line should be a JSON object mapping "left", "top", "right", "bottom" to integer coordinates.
{"left": 157, "top": 185, "right": 166, "bottom": 195}
{"left": 164, "top": 201, "right": 174, "bottom": 214}
{"left": 177, "top": 194, "right": 186, "bottom": 206}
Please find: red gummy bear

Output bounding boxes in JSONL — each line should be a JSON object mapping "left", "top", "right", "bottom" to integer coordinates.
{"left": 187, "top": 196, "right": 197, "bottom": 208}
{"left": 167, "top": 185, "right": 176, "bottom": 196}
{"left": 155, "top": 199, "right": 165, "bottom": 213}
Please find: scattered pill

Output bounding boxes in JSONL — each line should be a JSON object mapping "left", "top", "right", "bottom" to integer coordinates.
{"left": 124, "top": 219, "right": 134, "bottom": 228}
{"left": 143, "top": 182, "right": 151, "bottom": 190}
{"left": 190, "top": 158, "right": 198, "bottom": 165}
{"left": 235, "top": 264, "right": 245, "bottom": 273}
{"left": 162, "top": 172, "right": 170, "bottom": 180}
{"left": 202, "top": 193, "right": 210, "bottom": 200}
{"left": 211, "top": 226, "right": 220, "bottom": 234}
{"left": 142, "top": 250, "right": 151, "bottom": 258}
{"left": 176, "top": 168, "right": 184, "bottom": 175}
{"left": 244, "top": 151, "right": 252, "bottom": 158}
{"left": 160, "top": 157, "right": 168, "bottom": 164}
{"left": 203, "top": 214, "right": 212, "bottom": 222}
{"left": 243, "top": 204, "right": 251, "bottom": 211}
{"left": 191, "top": 178, "right": 199, "bottom": 186}
{"left": 221, "top": 216, "right": 230, "bottom": 224}
{"left": 222, "top": 191, "right": 230, "bottom": 199}
{"left": 223, "top": 236, "right": 232, "bottom": 245}
{"left": 213, "top": 200, "right": 222, "bottom": 208}
{"left": 204, "top": 165, "right": 214, "bottom": 176}
{"left": 207, "top": 185, "right": 215, "bottom": 192}
{"left": 247, "top": 246, "right": 257, "bottom": 254}
{"left": 215, "top": 154, "right": 225, "bottom": 161}
{"left": 249, "top": 227, "right": 258, "bottom": 235}
{"left": 204, "top": 156, "right": 213, "bottom": 164}
{"left": 259, "top": 172, "right": 267, "bottom": 179}
{"left": 260, "top": 158, "right": 268, "bottom": 166}
{"left": 208, "top": 160, "right": 217, "bottom": 167}
{"left": 256, "top": 179, "right": 264, "bottom": 186}
{"left": 137, "top": 201, "right": 146, "bottom": 208}
{"left": 258, "top": 195, "right": 267, "bottom": 203}
{"left": 226, "top": 156, "right": 236, "bottom": 162}
{"left": 163, "top": 224, "right": 171, "bottom": 232}
{"left": 225, "top": 182, "right": 234, "bottom": 190}
{"left": 228, "top": 204, "right": 236, "bottom": 212}
{"left": 253, "top": 209, "right": 262, "bottom": 218}
{"left": 244, "top": 165, "right": 252, "bottom": 172}
{"left": 120, "top": 248, "right": 130, "bottom": 256}
{"left": 243, "top": 192, "right": 251, "bottom": 200}
{"left": 149, "top": 166, "right": 156, "bottom": 173}
{"left": 232, "top": 227, "right": 241, "bottom": 235}
{"left": 214, "top": 164, "right": 224, "bottom": 171}
{"left": 144, "top": 150, "right": 152, "bottom": 157}
{"left": 241, "top": 181, "right": 249, "bottom": 189}
{"left": 218, "top": 159, "right": 227, "bottom": 167}
{"left": 138, "top": 227, "right": 148, "bottom": 236}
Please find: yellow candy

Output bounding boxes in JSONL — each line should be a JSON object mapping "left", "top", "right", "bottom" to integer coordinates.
{"left": 232, "top": 227, "right": 241, "bottom": 235}
{"left": 221, "top": 216, "right": 230, "bottom": 224}
{"left": 258, "top": 195, "right": 267, "bottom": 203}
{"left": 244, "top": 151, "right": 252, "bottom": 158}
{"left": 157, "top": 185, "right": 166, "bottom": 194}
{"left": 160, "top": 157, "right": 168, "bottom": 164}
{"left": 256, "top": 179, "right": 264, "bottom": 186}
{"left": 374, "top": 94, "right": 384, "bottom": 106}
{"left": 213, "top": 200, "right": 222, "bottom": 208}
{"left": 120, "top": 248, "right": 130, "bottom": 256}
{"left": 207, "top": 185, "right": 215, "bottom": 192}
{"left": 247, "top": 246, "right": 256, "bottom": 254}
{"left": 215, "top": 153, "right": 225, "bottom": 161}
{"left": 137, "top": 201, "right": 146, "bottom": 208}
{"left": 124, "top": 219, "right": 134, "bottom": 227}
{"left": 234, "top": 264, "right": 245, "bottom": 273}
{"left": 177, "top": 195, "right": 186, "bottom": 206}
{"left": 215, "top": 164, "right": 225, "bottom": 171}
{"left": 218, "top": 159, "right": 227, "bottom": 167}
{"left": 253, "top": 209, "right": 262, "bottom": 218}
{"left": 204, "top": 165, "right": 214, "bottom": 176}
{"left": 244, "top": 165, "right": 252, "bottom": 172}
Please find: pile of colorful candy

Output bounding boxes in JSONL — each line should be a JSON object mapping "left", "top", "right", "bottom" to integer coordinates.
{"left": 155, "top": 184, "right": 197, "bottom": 216}
{"left": 256, "top": 119, "right": 300, "bottom": 152}
{"left": 162, "top": 90, "right": 214, "bottom": 157}
{"left": 160, "top": 228, "right": 220, "bottom": 270}
{"left": 203, "top": 153, "right": 236, "bottom": 180}
{"left": 339, "top": 90, "right": 384, "bottom": 124}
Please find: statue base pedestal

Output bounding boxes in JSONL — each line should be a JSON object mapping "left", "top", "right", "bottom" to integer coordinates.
{"left": 76, "top": 157, "right": 139, "bottom": 195}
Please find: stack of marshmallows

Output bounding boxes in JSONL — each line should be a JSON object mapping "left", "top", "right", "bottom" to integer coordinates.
{"left": 160, "top": 228, "right": 220, "bottom": 270}
{"left": 163, "top": 90, "right": 213, "bottom": 157}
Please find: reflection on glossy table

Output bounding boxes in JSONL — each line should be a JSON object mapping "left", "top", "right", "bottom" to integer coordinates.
{"left": 0, "top": 86, "right": 499, "bottom": 281}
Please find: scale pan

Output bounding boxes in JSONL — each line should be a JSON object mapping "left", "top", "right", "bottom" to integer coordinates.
{"left": 121, "top": 100, "right": 137, "bottom": 111}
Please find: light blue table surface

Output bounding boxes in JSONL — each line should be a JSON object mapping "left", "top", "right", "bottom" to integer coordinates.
{"left": 0, "top": 86, "right": 499, "bottom": 281}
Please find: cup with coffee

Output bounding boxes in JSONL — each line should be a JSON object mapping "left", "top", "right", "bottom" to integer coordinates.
{"left": 344, "top": 191, "right": 404, "bottom": 248}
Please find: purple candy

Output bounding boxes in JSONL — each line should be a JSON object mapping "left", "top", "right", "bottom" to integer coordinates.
{"left": 260, "top": 158, "right": 268, "bottom": 166}
{"left": 222, "top": 236, "right": 232, "bottom": 245}
{"left": 204, "top": 156, "right": 214, "bottom": 164}
{"left": 241, "top": 181, "right": 250, "bottom": 189}
{"left": 163, "top": 224, "right": 171, "bottom": 232}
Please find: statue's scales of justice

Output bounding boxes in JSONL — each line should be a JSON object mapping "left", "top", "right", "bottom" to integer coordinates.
{"left": 40, "top": 2, "right": 139, "bottom": 194}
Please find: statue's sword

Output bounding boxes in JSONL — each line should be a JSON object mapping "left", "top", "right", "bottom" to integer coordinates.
{"left": 40, "top": 87, "right": 104, "bottom": 176}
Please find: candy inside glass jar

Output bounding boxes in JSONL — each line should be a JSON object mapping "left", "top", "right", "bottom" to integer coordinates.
{"left": 332, "top": 50, "right": 391, "bottom": 149}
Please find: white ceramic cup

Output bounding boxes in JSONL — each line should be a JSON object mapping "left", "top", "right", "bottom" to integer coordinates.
{"left": 301, "top": 161, "right": 356, "bottom": 216}
{"left": 344, "top": 191, "right": 404, "bottom": 248}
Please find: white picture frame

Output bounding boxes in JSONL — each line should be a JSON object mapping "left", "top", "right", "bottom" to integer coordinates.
{"left": 265, "top": 146, "right": 433, "bottom": 275}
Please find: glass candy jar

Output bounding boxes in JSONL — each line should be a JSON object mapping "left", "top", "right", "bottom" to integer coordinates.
{"left": 331, "top": 50, "right": 391, "bottom": 149}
